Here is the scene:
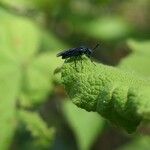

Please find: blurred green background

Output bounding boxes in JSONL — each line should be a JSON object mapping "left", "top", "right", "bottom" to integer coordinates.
{"left": 0, "top": 0, "right": 150, "bottom": 150}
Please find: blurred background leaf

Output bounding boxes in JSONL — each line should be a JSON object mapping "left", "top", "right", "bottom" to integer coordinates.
{"left": 62, "top": 100, "right": 104, "bottom": 150}
{"left": 0, "top": 62, "right": 21, "bottom": 150}
{"left": 79, "top": 17, "right": 133, "bottom": 41}
{"left": 117, "top": 136, "right": 150, "bottom": 150}
{"left": 0, "top": 7, "right": 63, "bottom": 150}
{"left": 119, "top": 40, "right": 150, "bottom": 78}
{"left": 18, "top": 110, "right": 55, "bottom": 150}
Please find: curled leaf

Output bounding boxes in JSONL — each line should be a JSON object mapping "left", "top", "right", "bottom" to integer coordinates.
{"left": 61, "top": 56, "right": 150, "bottom": 133}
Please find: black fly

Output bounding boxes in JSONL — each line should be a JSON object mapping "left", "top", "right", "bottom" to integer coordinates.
{"left": 57, "top": 44, "right": 99, "bottom": 66}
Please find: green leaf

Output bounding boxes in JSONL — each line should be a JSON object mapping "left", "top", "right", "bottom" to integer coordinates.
{"left": 119, "top": 40, "right": 150, "bottom": 78}
{"left": 0, "top": 8, "right": 64, "bottom": 106}
{"left": 127, "top": 39, "right": 150, "bottom": 55}
{"left": 62, "top": 100, "right": 104, "bottom": 150}
{"left": 0, "top": 12, "right": 40, "bottom": 63}
{"left": 80, "top": 17, "right": 132, "bottom": 41}
{"left": 41, "top": 31, "right": 67, "bottom": 52}
{"left": 0, "top": 55, "right": 21, "bottom": 150}
{"left": 0, "top": 0, "right": 35, "bottom": 10}
{"left": 61, "top": 56, "right": 150, "bottom": 133}
{"left": 0, "top": 8, "right": 63, "bottom": 149}
{"left": 21, "top": 52, "right": 63, "bottom": 105}
{"left": 18, "top": 110, "right": 55, "bottom": 149}
{"left": 0, "top": 8, "right": 43, "bottom": 149}
{"left": 118, "top": 136, "right": 150, "bottom": 150}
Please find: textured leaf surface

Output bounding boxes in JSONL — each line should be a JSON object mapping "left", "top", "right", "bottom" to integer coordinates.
{"left": 61, "top": 56, "right": 150, "bottom": 133}
{"left": 63, "top": 100, "right": 104, "bottom": 150}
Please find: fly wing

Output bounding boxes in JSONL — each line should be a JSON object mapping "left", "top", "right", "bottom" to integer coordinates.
{"left": 56, "top": 50, "right": 67, "bottom": 57}
{"left": 56, "top": 47, "right": 77, "bottom": 57}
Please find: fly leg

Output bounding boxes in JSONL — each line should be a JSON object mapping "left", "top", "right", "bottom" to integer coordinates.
{"left": 89, "top": 55, "right": 96, "bottom": 66}
{"left": 73, "top": 57, "right": 76, "bottom": 68}
{"left": 79, "top": 55, "right": 83, "bottom": 68}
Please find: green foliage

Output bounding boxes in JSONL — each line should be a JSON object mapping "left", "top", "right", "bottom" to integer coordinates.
{"left": 61, "top": 56, "right": 150, "bottom": 133}
{"left": 21, "top": 52, "right": 62, "bottom": 106}
{"left": 0, "top": 0, "right": 150, "bottom": 149}
{"left": 0, "top": 8, "right": 62, "bottom": 106}
{"left": 119, "top": 40, "right": 150, "bottom": 78}
{"left": 80, "top": 17, "right": 132, "bottom": 41}
{"left": 0, "top": 0, "right": 34, "bottom": 7}
{"left": 0, "top": 63, "right": 21, "bottom": 150}
{"left": 118, "top": 136, "right": 150, "bottom": 150}
{"left": 18, "top": 110, "right": 55, "bottom": 149}
{"left": 62, "top": 100, "right": 104, "bottom": 150}
{"left": 0, "top": 8, "right": 63, "bottom": 149}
